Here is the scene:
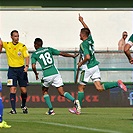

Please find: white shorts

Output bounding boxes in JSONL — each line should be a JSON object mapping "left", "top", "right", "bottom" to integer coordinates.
{"left": 79, "top": 65, "right": 101, "bottom": 85}
{"left": 42, "top": 74, "right": 64, "bottom": 88}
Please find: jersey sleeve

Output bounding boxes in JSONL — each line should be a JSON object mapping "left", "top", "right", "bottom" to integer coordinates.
{"left": 49, "top": 47, "right": 60, "bottom": 55}
{"left": 22, "top": 45, "right": 30, "bottom": 57}
{"left": 31, "top": 53, "right": 37, "bottom": 64}
{"left": 2, "top": 42, "right": 8, "bottom": 49}
{"left": 127, "top": 34, "right": 133, "bottom": 46}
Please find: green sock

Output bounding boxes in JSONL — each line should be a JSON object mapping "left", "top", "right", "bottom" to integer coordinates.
{"left": 103, "top": 82, "right": 118, "bottom": 90}
{"left": 78, "top": 91, "right": 84, "bottom": 106}
{"left": 44, "top": 94, "right": 53, "bottom": 110}
{"left": 64, "top": 92, "right": 75, "bottom": 102}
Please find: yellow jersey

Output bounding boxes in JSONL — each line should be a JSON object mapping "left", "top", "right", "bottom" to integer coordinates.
{"left": 3, "top": 42, "right": 29, "bottom": 67}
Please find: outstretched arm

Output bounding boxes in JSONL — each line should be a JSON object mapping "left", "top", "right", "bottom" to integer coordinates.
{"left": 0, "top": 38, "right": 3, "bottom": 52}
{"left": 59, "top": 52, "right": 79, "bottom": 58}
{"left": 79, "top": 13, "right": 89, "bottom": 29}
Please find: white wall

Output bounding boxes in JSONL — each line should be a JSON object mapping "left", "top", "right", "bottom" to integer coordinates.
{"left": 0, "top": 10, "right": 133, "bottom": 50}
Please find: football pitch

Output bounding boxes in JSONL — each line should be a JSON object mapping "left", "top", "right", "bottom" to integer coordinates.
{"left": 0, "top": 108, "right": 133, "bottom": 133}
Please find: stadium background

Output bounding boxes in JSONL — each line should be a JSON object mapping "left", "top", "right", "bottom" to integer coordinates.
{"left": 0, "top": 0, "right": 133, "bottom": 108}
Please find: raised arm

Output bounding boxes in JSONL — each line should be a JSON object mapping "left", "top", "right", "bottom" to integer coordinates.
{"left": 79, "top": 14, "right": 89, "bottom": 29}
{"left": 0, "top": 38, "right": 3, "bottom": 52}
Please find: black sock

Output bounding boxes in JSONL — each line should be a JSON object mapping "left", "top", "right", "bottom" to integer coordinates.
{"left": 10, "top": 93, "right": 16, "bottom": 111}
{"left": 21, "top": 93, "right": 27, "bottom": 108}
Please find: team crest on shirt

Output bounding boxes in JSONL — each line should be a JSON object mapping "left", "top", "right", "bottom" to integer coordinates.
{"left": 18, "top": 51, "right": 22, "bottom": 56}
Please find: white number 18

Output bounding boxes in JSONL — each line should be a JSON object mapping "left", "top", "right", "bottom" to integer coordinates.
{"left": 39, "top": 52, "right": 52, "bottom": 65}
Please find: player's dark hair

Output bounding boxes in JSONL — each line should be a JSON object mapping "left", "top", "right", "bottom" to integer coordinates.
{"left": 34, "top": 38, "right": 43, "bottom": 47}
{"left": 10, "top": 30, "right": 19, "bottom": 36}
{"left": 81, "top": 28, "right": 90, "bottom": 37}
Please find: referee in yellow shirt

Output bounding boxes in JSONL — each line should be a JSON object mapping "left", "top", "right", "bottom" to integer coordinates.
{"left": 0, "top": 30, "right": 30, "bottom": 114}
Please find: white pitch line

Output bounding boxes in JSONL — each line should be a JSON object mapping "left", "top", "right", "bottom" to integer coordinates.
{"left": 12, "top": 120, "right": 122, "bottom": 133}
{"left": 38, "top": 121, "right": 121, "bottom": 133}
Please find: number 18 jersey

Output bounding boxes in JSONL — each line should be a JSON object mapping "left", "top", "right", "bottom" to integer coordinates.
{"left": 31, "top": 47, "right": 60, "bottom": 77}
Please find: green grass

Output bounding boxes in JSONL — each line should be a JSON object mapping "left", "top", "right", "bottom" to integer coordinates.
{"left": 1, "top": 108, "right": 133, "bottom": 133}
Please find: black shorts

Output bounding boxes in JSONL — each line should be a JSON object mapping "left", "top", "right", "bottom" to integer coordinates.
{"left": 7, "top": 66, "right": 29, "bottom": 87}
